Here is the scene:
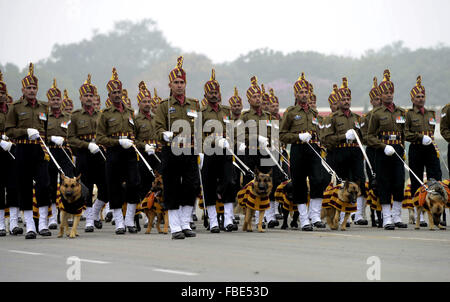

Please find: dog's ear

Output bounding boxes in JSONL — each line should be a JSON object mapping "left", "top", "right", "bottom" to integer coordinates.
{"left": 343, "top": 180, "right": 349, "bottom": 189}
{"left": 60, "top": 174, "right": 66, "bottom": 185}
{"left": 267, "top": 169, "right": 273, "bottom": 177}
{"left": 254, "top": 167, "right": 260, "bottom": 177}
{"left": 76, "top": 173, "right": 82, "bottom": 183}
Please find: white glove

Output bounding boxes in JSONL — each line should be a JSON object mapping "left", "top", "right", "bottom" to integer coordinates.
{"left": 27, "top": 128, "right": 40, "bottom": 140}
{"left": 1, "top": 134, "right": 8, "bottom": 141}
{"left": 163, "top": 131, "right": 173, "bottom": 142}
{"left": 345, "top": 130, "right": 356, "bottom": 141}
{"left": 299, "top": 132, "right": 312, "bottom": 143}
{"left": 199, "top": 153, "right": 204, "bottom": 169}
{"left": 217, "top": 137, "right": 230, "bottom": 149}
{"left": 384, "top": 145, "right": 395, "bottom": 156}
{"left": 145, "top": 144, "right": 155, "bottom": 155}
{"left": 422, "top": 135, "right": 432, "bottom": 146}
{"left": 88, "top": 142, "right": 100, "bottom": 154}
{"left": 238, "top": 142, "right": 246, "bottom": 153}
{"left": 258, "top": 135, "right": 269, "bottom": 148}
{"left": 119, "top": 138, "right": 133, "bottom": 149}
{"left": 51, "top": 136, "right": 65, "bottom": 146}
{"left": 0, "top": 140, "right": 12, "bottom": 152}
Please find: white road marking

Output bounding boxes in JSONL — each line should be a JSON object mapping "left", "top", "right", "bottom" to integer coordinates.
{"left": 78, "top": 258, "right": 110, "bottom": 264}
{"left": 153, "top": 268, "right": 198, "bottom": 276}
{"left": 304, "top": 232, "right": 450, "bottom": 243}
{"left": 9, "top": 250, "right": 44, "bottom": 256}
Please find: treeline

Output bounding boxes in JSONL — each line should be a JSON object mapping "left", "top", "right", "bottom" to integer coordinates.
{"left": 1, "top": 19, "right": 450, "bottom": 112}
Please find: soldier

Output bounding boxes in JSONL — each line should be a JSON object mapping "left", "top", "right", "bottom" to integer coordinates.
{"left": 0, "top": 71, "right": 19, "bottom": 236}
{"left": 93, "top": 87, "right": 101, "bottom": 111}
{"left": 229, "top": 88, "right": 243, "bottom": 120}
{"left": 62, "top": 90, "right": 74, "bottom": 115}
{"left": 367, "top": 69, "right": 407, "bottom": 230}
{"left": 261, "top": 84, "right": 271, "bottom": 113}
{"left": 46, "top": 79, "right": 74, "bottom": 229}
{"left": 154, "top": 56, "right": 200, "bottom": 240}
{"left": 323, "top": 78, "right": 367, "bottom": 225}
{"left": 200, "top": 69, "right": 235, "bottom": 233}
{"left": 279, "top": 73, "right": 328, "bottom": 231}
{"left": 96, "top": 68, "right": 140, "bottom": 234}
{"left": 5, "top": 63, "right": 51, "bottom": 239}
{"left": 309, "top": 84, "right": 317, "bottom": 110}
{"left": 68, "top": 74, "right": 107, "bottom": 232}
{"left": 122, "top": 89, "right": 132, "bottom": 108}
{"left": 152, "top": 88, "right": 162, "bottom": 115}
{"left": 405, "top": 76, "right": 442, "bottom": 217}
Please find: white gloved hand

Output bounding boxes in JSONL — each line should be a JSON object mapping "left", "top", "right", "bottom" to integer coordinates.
{"left": 345, "top": 130, "right": 356, "bottom": 141}
{"left": 216, "top": 137, "right": 230, "bottom": 149}
{"left": 27, "top": 128, "right": 40, "bottom": 140}
{"left": 199, "top": 153, "right": 204, "bottom": 169}
{"left": 238, "top": 142, "right": 246, "bottom": 153}
{"left": 422, "top": 135, "right": 432, "bottom": 146}
{"left": 1, "top": 134, "right": 8, "bottom": 141}
{"left": 299, "top": 132, "right": 312, "bottom": 143}
{"left": 163, "top": 131, "right": 173, "bottom": 142}
{"left": 0, "top": 140, "right": 12, "bottom": 152}
{"left": 51, "top": 136, "right": 65, "bottom": 146}
{"left": 88, "top": 142, "right": 100, "bottom": 154}
{"left": 145, "top": 144, "right": 155, "bottom": 155}
{"left": 258, "top": 135, "right": 269, "bottom": 148}
{"left": 119, "top": 138, "right": 133, "bottom": 149}
{"left": 384, "top": 145, "right": 395, "bottom": 156}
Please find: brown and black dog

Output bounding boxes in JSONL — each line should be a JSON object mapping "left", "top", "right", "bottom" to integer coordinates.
{"left": 242, "top": 169, "right": 273, "bottom": 233}
{"left": 58, "top": 174, "right": 88, "bottom": 238}
{"left": 322, "top": 181, "right": 361, "bottom": 231}
{"left": 415, "top": 179, "right": 448, "bottom": 231}
{"left": 143, "top": 172, "right": 168, "bottom": 234}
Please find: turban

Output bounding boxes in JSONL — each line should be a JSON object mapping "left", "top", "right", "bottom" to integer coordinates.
{"left": 122, "top": 89, "right": 131, "bottom": 107}
{"left": 137, "top": 81, "right": 152, "bottom": 104}
{"left": 105, "top": 98, "right": 112, "bottom": 108}
{"left": 294, "top": 72, "right": 310, "bottom": 94}
{"left": 22, "top": 63, "right": 38, "bottom": 88}
{"left": 62, "top": 89, "right": 73, "bottom": 109}
{"left": 328, "top": 84, "right": 340, "bottom": 105}
{"left": 269, "top": 88, "right": 279, "bottom": 104}
{"left": 47, "top": 78, "right": 62, "bottom": 100}
{"left": 201, "top": 98, "right": 208, "bottom": 107}
{"left": 309, "top": 83, "right": 316, "bottom": 102}
{"left": 168, "top": 56, "right": 186, "bottom": 83}
{"left": 107, "top": 67, "right": 122, "bottom": 93}
{"left": 378, "top": 69, "right": 394, "bottom": 94}
{"left": 261, "top": 84, "right": 270, "bottom": 103}
{"left": 369, "top": 77, "right": 381, "bottom": 101}
{"left": 410, "top": 76, "right": 425, "bottom": 99}
{"left": 246, "top": 76, "right": 261, "bottom": 100}
{"left": 229, "top": 87, "right": 242, "bottom": 106}
{"left": 79, "top": 74, "right": 96, "bottom": 96}
{"left": 152, "top": 88, "right": 162, "bottom": 106}
{"left": 338, "top": 77, "right": 351, "bottom": 99}
{"left": 0, "top": 70, "right": 6, "bottom": 93}
{"left": 204, "top": 69, "right": 220, "bottom": 93}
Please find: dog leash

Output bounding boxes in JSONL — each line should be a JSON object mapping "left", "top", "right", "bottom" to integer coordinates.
{"left": 393, "top": 150, "right": 433, "bottom": 193}
{"left": 196, "top": 155, "right": 209, "bottom": 228}
{"left": 225, "top": 146, "right": 255, "bottom": 177}
{"left": 351, "top": 129, "right": 376, "bottom": 179}
{"left": 263, "top": 146, "right": 290, "bottom": 180}
{"left": 132, "top": 144, "right": 155, "bottom": 177}
{"left": 39, "top": 136, "right": 66, "bottom": 177}
{"left": 306, "top": 141, "right": 342, "bottom": 183}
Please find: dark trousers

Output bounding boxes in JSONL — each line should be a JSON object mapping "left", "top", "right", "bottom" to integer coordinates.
{"left": 75, "top": 148, "right": 107, "bottom": 207}
{"left": 290, "top": 143, "right": 329, "bottom": 204}
{"left": 375, "top": 145, "right": 405, "bottom": 205}
{"left": 408, "top": 144, "right": 442, "bottom": 197}
{"left": 137, "top": 151, "right": 161, "bottom": 202}
{"left": 48, "top": 147, "right": 75, "bottom": 205}
{"left": 202, "top": 154, "right": 233, "bottom": 206}
{"left": 332, "top": 147, "right": 366, "bottom": 196}
{"left": 15, "top": 144, "right": 50, "bottom": 211}
{"left": 105, "top": 146, "right": 141, "bottom": 209}
{"left": 0, "top": 147, "right": 19, "bottom": 209}
{"left": 161, "top": 146, "right": 199, "bottom": 210}
{"left": 270, "top": 149, "right": 290, "bottom": 200}
{"left": 366, "top": 147, "right": 377, "bottom": 187}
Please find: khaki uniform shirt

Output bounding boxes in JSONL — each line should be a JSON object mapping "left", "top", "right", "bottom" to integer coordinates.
{"left": 68, "top": 108, "right": 101, "bottom": 150}
{"left": 47, "top": 111, "right": 71, "bottom": 143}
{"left": 238, "top": 108, "right": 272, "bottom": 148}
{"left": 367, "top": 104, "right": 406, "bottom": 150}
{"left": 405, "top": 107, "right": 437, "bottom": 143}
{"left": 96, "top": 104, "right": 137, "bottom": 148}
{"left": 135, "top": 112, "right": 157, "bottom": 150}
{"left": 440, "top": 103, "right": 450, "bottom": 143}
{"left": 279, "top": 105, "right": 321, "bottom": 145}
{"left": 5, "top": 99, "right": 48, "bottom": 139}
{"left": 322, "top": 109, "right": 362, "bottom": 149}
{"left": 201, "top": 103, "right": 232, "bottom": 144}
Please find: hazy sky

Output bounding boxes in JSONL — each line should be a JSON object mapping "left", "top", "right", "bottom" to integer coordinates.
{"left": 1, "top": 0, "right": 450, "bottom": 68}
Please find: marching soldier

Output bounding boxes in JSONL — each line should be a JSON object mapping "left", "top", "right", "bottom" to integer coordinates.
{"left": 405, "top": 76, "right": 442, "bottom": 211}
{"left": 154, "top": 56, "right": 200, "bottom": 240}
{"left": 5, "top": 63, "right": 51, "bottom": 239}
{"left": 46, "top": 79, "right": 74, "bottom": 229}
{"left": 200, "top": 69, "right": 235, "bottom": 233}
{"left": 367, "top": 69, "right": 407, "bottom": 230}
{"left": 323, "top": 78, "right": 367, "bottom": 225}
{"left": 62, "top": 90, "right": 74, "bottom": 115}
{"left": 261, "top": 84, "right": 271, "bottom": 112}
{"left": 0, "top": 71, "right": 19, "bottom": 236}
{"left": 279, "top": 73, "right": 328, "bottom": 231}
{"left": 68, "top": 74, "right": 107, "bottom": 232}
{"left": 230, "top": 88, "right": 243, "bottom": 120}
{"left": 441, "top": 101, "right": 450, "bottom": 172}
{"left": 309, "top": 84, "right": 317, "bottom": 110}
{"left": 93, "top": 87, "right": 101, "bottom": 111}
{"left": 96, "top": 68, "right": 140, "bottom": 234}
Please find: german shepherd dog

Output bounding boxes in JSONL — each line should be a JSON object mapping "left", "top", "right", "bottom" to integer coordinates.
{"left": 144, "top": 172, "right": 168, "bottom": 234}
{"left": 242, "top": 169, "right": 273, "bottom": 233}
{"left": 415, "top": 179, "right": 448, "bottom": 231}
{"left": 279, "top": 181, "right": 300, "bottom": 229}
{"left": 323, "top": 181, "right": 361, "bottom": 231}
{"left": 58, "top": 174, "right": 88, "bottom": 238}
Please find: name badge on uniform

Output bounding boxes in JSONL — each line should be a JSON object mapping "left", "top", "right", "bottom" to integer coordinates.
{"left": 223, "top": 116, "right": 230, "bottom": 123}
{"left": 429, "top": 118, "right": 436, "bottom": 125}
{"left": 396, "top": 116, "right": 405, "bottom": 124}
{"left": 39, "top": 112, "right": 47, "bottom": 121}
{"left": 169, "top": 107, "right": 176, "bottom": 114}
{"left": 129, "top": 117, "right": 134, "bottom": 126}
{"left": 60, "top": 121, "right": 70, "bottom": 129}
{"left": 294, "top": 115, "right": 302, "bottom": 120}
{"left": 187, "top": 109, "right": 198, "bottom": 118}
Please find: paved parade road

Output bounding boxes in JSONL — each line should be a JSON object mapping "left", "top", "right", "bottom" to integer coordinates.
{"left": 1, "top": 211, "right": 450, "bottom": 283}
